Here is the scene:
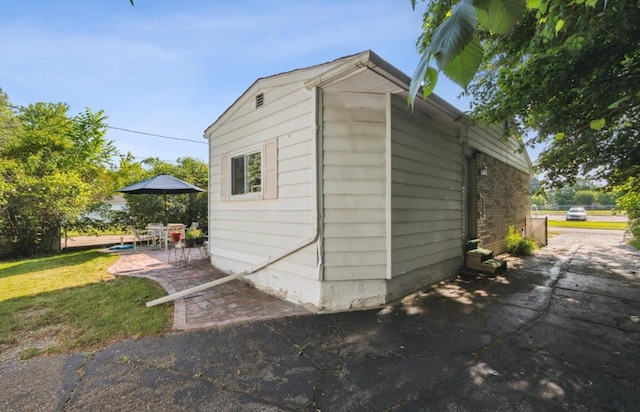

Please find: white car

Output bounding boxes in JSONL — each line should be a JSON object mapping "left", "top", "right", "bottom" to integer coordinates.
{"left": 566, "top": 207, "right": 588, "bottom": 221}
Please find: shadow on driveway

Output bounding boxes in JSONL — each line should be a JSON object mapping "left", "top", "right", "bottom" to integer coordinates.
{"left": 2, "top": 231, "right": 639, "bottom": 411}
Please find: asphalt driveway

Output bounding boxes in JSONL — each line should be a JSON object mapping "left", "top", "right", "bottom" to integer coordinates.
{"left": 2, "top": 230, "right": 639, "bottom": 411}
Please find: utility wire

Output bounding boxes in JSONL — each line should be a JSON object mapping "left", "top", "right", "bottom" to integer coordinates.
{"left": 3, "top": 105, "right": 206, "bottom": 157}
{"left": 1, "top": 106, "right": 204, "bottom": 144}
{"left": 129, "top": 155, "right": 178, "bottom": 164}
{"left": 107, "top": 126, "right": 206, "bottom": 144}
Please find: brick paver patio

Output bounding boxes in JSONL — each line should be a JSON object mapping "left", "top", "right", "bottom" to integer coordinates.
{"left": 107, "top": 246, "right": 311, "bottom": 330}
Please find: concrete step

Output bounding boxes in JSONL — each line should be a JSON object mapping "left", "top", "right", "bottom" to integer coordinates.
{"left": 464, "top": 246, "right": 506, "bottom": 277}
{"left": 464, "top": 257, "right": 507, "bottom": 277}
{"left": 465, "top": 239, "right": 480, "bottom": 251}
{"left": 483, "top": 258, "right": 507, "bottom": 274}
{"left": 466, "top": 248, "right": 493, "bottom": 266}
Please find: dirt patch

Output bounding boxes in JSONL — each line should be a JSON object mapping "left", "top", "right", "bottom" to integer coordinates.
{"left": 0, "top": 323, "right": 70, "bottom": 362}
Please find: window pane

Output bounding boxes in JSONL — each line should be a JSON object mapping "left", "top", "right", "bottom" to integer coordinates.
{"left": 246, "top": 152, "right": 262, "bottom": 193}
{"left": 231, "top": 156, "right": 245, "bottom": 195}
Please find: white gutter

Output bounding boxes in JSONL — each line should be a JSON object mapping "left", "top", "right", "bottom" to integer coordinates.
{"left": 147, "top": 87, "right": 323, "bottom": 307}
{"left": 304, "top": 51, "right": 371, "bottom": 90}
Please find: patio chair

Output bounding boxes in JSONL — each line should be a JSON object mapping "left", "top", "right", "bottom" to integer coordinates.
{"left": 146, "top": 223, "right": 168, "bottom": 249}
{"left": 131, "top": 227, "right": 156, "bottom": 250}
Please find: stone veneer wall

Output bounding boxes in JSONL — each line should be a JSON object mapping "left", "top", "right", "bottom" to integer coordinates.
{"left": 475, "top": 153, "right": 530, "bottom": 254}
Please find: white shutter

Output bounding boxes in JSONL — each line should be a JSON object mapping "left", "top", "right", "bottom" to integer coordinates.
{"left": 262, "top": 138, "right": 278, "bottom": 200}
{"left": 220, "top": 154, "right": 230, "bottom": 201}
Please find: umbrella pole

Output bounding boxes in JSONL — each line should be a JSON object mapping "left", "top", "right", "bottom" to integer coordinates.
{"left": 164, "top": 192, "right": 168, "bottom": 225}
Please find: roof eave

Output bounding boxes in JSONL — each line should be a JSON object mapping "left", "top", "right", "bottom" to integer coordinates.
{"left": 303, "top": 50, "right": 474, "bottom": 127}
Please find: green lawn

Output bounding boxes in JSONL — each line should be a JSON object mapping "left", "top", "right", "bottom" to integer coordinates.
{"left": 0, "top": 250, "right": 172, "bottom": 359}
{"left": 547, "top": 220, "right": 628, "bottom": 230}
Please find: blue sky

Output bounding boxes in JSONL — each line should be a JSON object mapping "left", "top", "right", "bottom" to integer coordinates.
{"left": 1, "top": 0, "right": 479, "bottom": 164}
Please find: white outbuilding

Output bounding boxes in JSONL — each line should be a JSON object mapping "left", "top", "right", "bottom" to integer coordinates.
{"left": 203, "top": 50, "right": 531, "bottom": 312}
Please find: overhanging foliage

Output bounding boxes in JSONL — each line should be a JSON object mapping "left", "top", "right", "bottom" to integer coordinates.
{"left": 410, "top": 0, "right": 640, "bottom": 191}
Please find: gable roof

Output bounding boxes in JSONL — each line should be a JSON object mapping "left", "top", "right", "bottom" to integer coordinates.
{"left": 203, "top": 52, "right": 362, "bottom": 136}
{"left": 202, "top": 50, "right": 531, "bottom": 171}
{"left": 204, "top": 50, "right": 471, "bottom": 136}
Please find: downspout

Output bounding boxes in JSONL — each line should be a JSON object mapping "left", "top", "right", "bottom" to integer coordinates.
{"left": 147, "top": 87, "right": 323, "bottom": 307}
{"left": 314, "top": 86, "right": 325, "bottom": 280}
{"left": 385, "top": 91, "right": 392, "bottom": 280}
{"left": 207, "top": 133, "right": 213, "bottom": 256}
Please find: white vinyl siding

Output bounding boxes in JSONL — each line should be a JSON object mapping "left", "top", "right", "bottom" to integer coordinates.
{"left": 220, "top": 154, "right": 229, "bottom": 201}
{"left": 322, "top": 89, "right": 387, "bottom": 281}
{"left": 389, "top": 93, "right": 463, "bottom": 278}
{"left": 467, "top": 124, "right": 530, "bottom": 174}
{"left": 207, "top": 77, "right": 318, "bottom": 281}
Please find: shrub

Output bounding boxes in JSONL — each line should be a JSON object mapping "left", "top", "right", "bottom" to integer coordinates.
{"left": 629, "top": 219, "right": 640, "bottom": 249}
{"left": 614, "top": 177, "right": 640, "bottom": 246}
{"left": 504, "top": 225, "right": 537, "bottom": 256}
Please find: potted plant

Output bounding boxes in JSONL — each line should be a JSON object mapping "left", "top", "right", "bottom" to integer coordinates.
{"left": 169, "top": 231, "right": 183, "bottom": 243}
{"left": 195, "top": 228, "right": 206, "bottom": 245}
{"left": 184, "top": 228, "right": 203, "bottom": 248}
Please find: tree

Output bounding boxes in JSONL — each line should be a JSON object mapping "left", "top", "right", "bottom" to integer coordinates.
{"left": 0, "top": 88, "right": 18, "bottom": 150}
{"left": 411, "top": 0, "right": 640, "bottom": 190}
{"left": 596, "top": 191, "right": 616, "bottom": 206}
{"left": 574, "top": 190, "right": 596, "bottom": 207}
{"left": 615, "top": 178, "right": 640, "bottom": 242}
{"left": 552, "top": 186, "right": 576, "bottom": 207}
{"left": 410, "top": 0, "right": 526, "bottom": 101}
{"left": 530, "top": 176, "right": 541, "bottom": 194}
{"left": 0, "top": 98, "right": 115, "bottom": 255}
{"left": 530, "top": 194, "right": 546, "bottom": 208}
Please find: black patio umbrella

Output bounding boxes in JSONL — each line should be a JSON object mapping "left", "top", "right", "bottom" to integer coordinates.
{"left": 116, "top": 173, "right": 205, "bottom": 224}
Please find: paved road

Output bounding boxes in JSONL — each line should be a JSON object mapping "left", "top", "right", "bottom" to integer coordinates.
{"left": 2, "top": 231, "right": 639, "bottom": 411}
{"left": 552, "top": 227, "right": 627, "bottom": 236}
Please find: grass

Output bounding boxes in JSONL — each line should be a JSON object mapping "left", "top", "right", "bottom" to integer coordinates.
{"left": 0, "top": 250, "right": 172, "bottom": 358}
{"left": 547, "top": 220, "right": 628, "bottom": 230}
